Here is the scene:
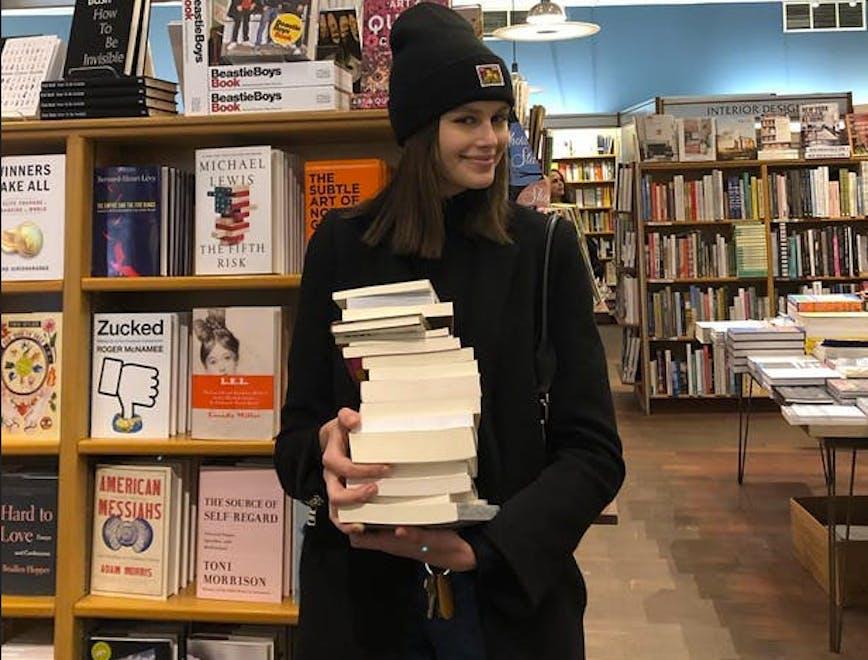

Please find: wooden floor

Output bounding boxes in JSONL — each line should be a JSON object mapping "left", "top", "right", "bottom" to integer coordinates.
{"left": 578, "top": 325, "right": 868, "bottom": 659}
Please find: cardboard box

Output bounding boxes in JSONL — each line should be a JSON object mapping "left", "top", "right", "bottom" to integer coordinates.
{"left": 790, "top": 496, "right": 868, "bottom": 606}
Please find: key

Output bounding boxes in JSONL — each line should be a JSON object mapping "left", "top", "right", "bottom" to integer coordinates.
{"left": 424, "top": 573, "right": 437, "bottom": 620}
{"left": 435, "top": 572, "right": 454, "bottom": 620}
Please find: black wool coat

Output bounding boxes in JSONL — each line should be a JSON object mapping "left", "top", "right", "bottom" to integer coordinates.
{"left": 274, "top": 199, "right": 625, "bottom": 660}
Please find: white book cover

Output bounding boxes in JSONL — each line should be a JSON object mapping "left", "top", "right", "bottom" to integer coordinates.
{"left": 90, "top": 313, "right": 176, "bottom": 439}
{"left": 191, "top": 307, "right": 281, "bottom": 440}
{"left": 677, "top": 118, "right": 716, "bottom": 162}
{"left": 1, "top": 154, "right": 66, "bottom": 280}
{"left": 208, "top": 86, "right": 349, "bottom": 114}
{"left": 181, "top": 0, "right": 210, "bottom": 116}
{"left": 208, "top": 60, "right": 352, "bottom": 91}
{"left": 195, "top": 146, "right": 274, "bottom": 275}
{"left": 90, "top": 464, "right": 174, "bottom": 599}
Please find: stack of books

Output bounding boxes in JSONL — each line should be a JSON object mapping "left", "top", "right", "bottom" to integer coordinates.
{"left": 39, "top": 76, "right": 178, "bottom": 120}
{"left": 781, "top": 403, "right": 868, "bottom": 427}
{"left": 771, "top": 385, "right": 835, "bottom": 406}
{"left": 747, "top": 356, "right": 840, "bottom": 389}
{"left": 329, "top": 280, "right": 498, "bottom": 527}
{"left": 785, "top": 293, "right": 868, "bottom": 347}
{"left": 857, "top": 398, "right": 868, "bottom": 416}
{"left": 826, "top": 379, "right": 868, "bottom": 405}
{"left": 726, "top": 325, "right": 806, "bottom": 374}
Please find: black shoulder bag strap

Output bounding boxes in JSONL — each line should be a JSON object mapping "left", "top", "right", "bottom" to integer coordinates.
{"left": 536, "top": 213, "right": 560, "bottom": 436}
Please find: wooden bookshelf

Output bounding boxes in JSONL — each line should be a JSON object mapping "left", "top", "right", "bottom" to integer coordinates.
{"left": 586, "top": 230, "right": 615, "bottom": 237}
{"left": 79, "top": 436, "right": 275, "bottom": 456}
{"left": 566, "top": 179, "right": 616, "bottom": 185}
{"left": 647, "top": 277, "right": 766, "bottom": 285}
{"left": 1, "top": 110, "right": 396, "bottom": 660}
{"left": 770, "top": 216, "right": 868, "bottom": 224}
{"left": 645, "top": 220, "right": 735, "bottom": 228}
{"left": 1, "top": 438, "right": 61, "bottom": 456}
{"left": 1, "top": 595, "right": 55, "bottom": 618}
{"left": 775, "top": 276, "right": 867, "bottom": 283}
{"left": 553, "top": 154, "right": 615, "bottom": 160}
{"left": 81, "top": 274, "right": 301, "bottom": 292}
{"left": 74, "top": 584, "right": 298, "bottom": 625}
{"left": 1, "top": 280, "right": 64, "bottom": 294}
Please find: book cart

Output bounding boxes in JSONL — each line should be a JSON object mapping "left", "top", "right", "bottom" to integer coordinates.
{"left": 1, "top": 109, "right": 397, "bottom": 659}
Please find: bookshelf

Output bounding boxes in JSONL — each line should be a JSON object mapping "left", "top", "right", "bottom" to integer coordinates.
{"left": 625, "top": 156, "right": 868, "bottom": 413}
{"left": 0, "top": 109, "right": 395, "bottom": 659}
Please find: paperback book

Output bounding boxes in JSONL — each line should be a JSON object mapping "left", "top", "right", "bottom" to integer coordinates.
{"left": 677, "top": 118, "right": 716, "bottom": 162}
{"left": 316, "top": 5, "right": 363, "bottom": 92}
{"left": 636, "top": 115, "right": 678, "bottom": 162}
{"left": 64, "top": 0, "right": 151, "bottom": 78}
{"left": 1, "top": 154, "right": 66, "bottom": 281}
{"left": 800, "top": 103, "right": 851, "bottom": 159}
{"left": 716, "top": 117, "right": 757, "bottom": 161}
{"left": 847, "top": 113, "right": 868, "bottom": 157}
{"left": 1, "top": 313, "right": 62, "bottom": 442}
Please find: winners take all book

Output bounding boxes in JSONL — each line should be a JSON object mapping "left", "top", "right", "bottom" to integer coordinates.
{"left": 1, "top": 313, "right": 62, "bottom": 443}
{"left": 1, "top": 154, "right": 66, "bottom": 281}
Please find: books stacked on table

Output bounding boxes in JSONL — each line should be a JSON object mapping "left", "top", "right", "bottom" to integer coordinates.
{"left": 785, "top": 294, "right": 868, "bottom": 346}
{"left": 726, "top": 324, "right": 806, "bottom": 374}
{"left": 781, "top": 404, "right": 868, "bottom": 427}
{"left": 39, "top": 77, "right": 178, "bottom": 120}
{"left": 330, "top": 279, "right": 498, "bottom": 527}
{"left": 857, "top": 398, "right": 868, "bottom": 416}
{"left": 826, "top": 379, "right": 868, "bottom": 405}
{"left": 771, "top": 385, "right": 835, "bottom": 406}
{"left": 747, "top": 356, "right": 840, "bottom": 389}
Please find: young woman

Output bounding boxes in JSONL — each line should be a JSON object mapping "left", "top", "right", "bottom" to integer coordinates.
{"left": 274, "top": 5, "right": 624, "bottom": 659}
{"left": 549, "top": 168, "right": 605, "bottom": 281}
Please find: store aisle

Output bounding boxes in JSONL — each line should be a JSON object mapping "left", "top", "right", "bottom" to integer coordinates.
{"left": 576, "top": 325, "right": 868, "bottom": 660}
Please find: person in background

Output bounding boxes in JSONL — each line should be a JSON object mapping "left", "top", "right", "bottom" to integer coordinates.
{"left": 548, "top": 168, "right": 605, "bottom": 280}
{"left": 275, "top": 5, "right": 624, "bottom": 659}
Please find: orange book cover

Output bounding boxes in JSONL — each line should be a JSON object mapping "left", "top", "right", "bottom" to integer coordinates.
{"left": 304, "top": 159, "right": 389, "bottom": 242}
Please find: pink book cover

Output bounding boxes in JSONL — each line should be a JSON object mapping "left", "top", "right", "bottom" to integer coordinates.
{"left": 352, "top": 0, "right": 448, "bottom": 110}
{"left": 196, "top": 465, "right": 285, "bottom": 603}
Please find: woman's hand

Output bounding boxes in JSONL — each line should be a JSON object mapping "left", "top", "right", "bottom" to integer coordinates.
{"left": 350, "top": 526, "right": 477, "bottom": 572}
{"left": 320, "top": 407, "right": 389, "bottom": 535}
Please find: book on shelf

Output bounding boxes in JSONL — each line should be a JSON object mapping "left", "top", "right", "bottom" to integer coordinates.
{"left": 640, "top": 170, "right": 762, "bottom": 222}
{"left": 771, "top": 225, "right": 868, "bottom": 280}
{"left": 758, "top": 113, "right": 797, "bottom": 160}
{"left": 1, "top": 629, "right": 54, "bottom": 660}
{"left": 648, "top": 286, "right": 769, "bottom": 340}
{"left": 0, "top": 468, "right": 58, "bottom": 596}
{"left": 209, "top": 60, "right": 352, "bottom": 92}
{"left": 847, "top": 113, "right": 868, "bottom": 157}
{"left": 677, "top": 118, "right": 716, "bottom": 162}
{"left": 188, "top": 626, "right": 290, "bottom": 659}
{"left": 181, "top": 0, "right": 210, "bottom": 115}
{"left": 86, "top": 622, "right": 186, "bottom": 660}
{"left": 620, "top": 327, "right": 641, "bottom": 385}
{"left": 1, "top": 155, "right": 66, "bottom": 281}
{"left": 787, "top": 293, "right": 864, "bottom": 314}
{"left": 196, "top": 463, "right": 287, "bottom": 603}
{"left": 316, "top": 5, "right": 363, "bottom": 92}
{"left": 635, "top": 115, "right": 678, "bottom": 162}
{"left": 304, "top": 158, "right": 388, "bottom": 241}
{"left": 352, "top": 0, "right": 448, "bottom": 110}
{"left": 1, "top": 35, "right": 65, "bottom": 120}
{"left": 715, "top": 117, "right": 758, "bottom": 161}
{"left": 557, "top": 159, "right": 616, "bottom": 183}
{"left": 800, "top": 103, "right": 851, "bottom": 159}
{"left": 64, "top": 0, "right": 152, "bottom": 79}
{"left": 92, "top": 166, "right": 194, "bottom": 278}
{"left": 694, "top": 319, "right": 766, "bottom": 344}
{"left": 733, "top": 222, "right": 768, "bottom": 278}
{"left": 195, "top": 145, "right": 304, "bottom": 275}
{"left": 213, "top": 0, "right": 319, "bottom": 65}
{"left": 768, "top": 164, "right": 866, "bottom": 220}
{"left": 208, "top": 84, "right": 350, "bottom": 114}
{"left": 191, "top": 306, "right": 286, "bottom": 440}
{"left": 645, "top": 230, "right": 736, "bottom": 279}
{"left": 1, "top": 313, "right": 62, "bottom": 442}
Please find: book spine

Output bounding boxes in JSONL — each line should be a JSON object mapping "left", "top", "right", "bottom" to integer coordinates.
{"left": 181, "top": 0, "right": 210, "bottom": 115}
{"left": 208, "top": 87, "right": 348, "bottom": 114}
{"left": 208, "top": 61, "right": 351, "bottom": 92}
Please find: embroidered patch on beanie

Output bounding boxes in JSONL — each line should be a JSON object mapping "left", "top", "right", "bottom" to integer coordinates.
{"left": 476, "top": 64, "right": 505, "bottom": 88}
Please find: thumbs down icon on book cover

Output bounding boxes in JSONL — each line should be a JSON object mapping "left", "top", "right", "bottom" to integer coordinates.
{"left": 97, "top": 357, "right": 159, "bottom": 433}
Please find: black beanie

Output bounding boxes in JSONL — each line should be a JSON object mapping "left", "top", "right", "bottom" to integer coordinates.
{"left": 388, "top": 3, "right": 514, "bottom": 145}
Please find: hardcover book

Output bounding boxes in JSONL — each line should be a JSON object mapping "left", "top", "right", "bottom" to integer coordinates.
{"left": 92, "top": 166, "right": 162, "bottom": 277}
{"left": 1, "top": 154, "right": 66, "bottom": 281}
{"left": 716, "top": 117, "right": 757, "bottom": 161}
{"left": 196, "top": 465, "right": 285, "bottom": 603}
{"left": 636, "top": 115, "right": 678, "bottom": 162}
{"left": 847, "top": 113, "right": 868, "bottom": 157}
{"left": 1, "top": 313, "right": 62, "bottom": 442}
{"left": 800, "top": 103, "right": 851, "bottom": 158}
{"left": 304, "top": 158, "right": 388, "bottom": 241}
{"left": 90, "top": 313, "right": 175, "bottom": 439}
{"left": 677, "top": 118, "right": 716, "bottom": 162}
{"left": 64, "top": 0, "right": 148, "bottom": 78}
{"left": 316, "top": 6, "right": 363, "bottom": 92}
{"left": 195, "top": 146, "right": 274, "bottom": 275}
{"left": 190, "top": 307, "right": 282, "bottom": 440}
{"left": 0, "top": 470, "right": 58, "bottom": 595}
{"left": 90, "top": 463, "right": 174, "bottom": 598}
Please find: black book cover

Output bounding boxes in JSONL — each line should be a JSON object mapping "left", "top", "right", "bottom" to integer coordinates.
{"left": 1, "top": 471, "right": 58, "bottom": 596}
{"left": 41, "top": 87, "right": 176, "bottom": 103}
{"left": 64, "top": 0, "right": 144, "bottom": 79}
{"left": 86, "top": 637, "right": 175, "bottom": 660}
{"left": 41, "top": 95, "right": 176, "bottom": 112}
{"left": 41, "top": 107, "right": 174, "bottom": 120}
{"left": 42, "top": 76, "right": 177, "bottom": 93}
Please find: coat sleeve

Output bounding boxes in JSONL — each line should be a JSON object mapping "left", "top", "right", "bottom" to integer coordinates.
{"left": 273, "top": 214, "right": 340, "bottom": 505}
{"left": 465, "top": 218, "right": 625, "bottom": 616}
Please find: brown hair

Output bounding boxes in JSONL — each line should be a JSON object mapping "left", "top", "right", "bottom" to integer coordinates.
{"left": 355, "top": 120, "right": 512, "bottom": 259}
{"left": 193, "top": 309, "right": 239, "bottom": 367}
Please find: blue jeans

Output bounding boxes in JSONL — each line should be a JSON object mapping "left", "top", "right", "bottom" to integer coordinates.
{"left": 387, "top": 565, "right": 487, "bottom": 660}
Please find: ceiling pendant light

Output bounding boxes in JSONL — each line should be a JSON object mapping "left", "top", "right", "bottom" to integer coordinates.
{"left": 493, "top": 0, "right": 600, "bottom": 42}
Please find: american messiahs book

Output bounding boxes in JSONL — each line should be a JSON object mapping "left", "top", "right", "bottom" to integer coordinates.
{"left": 190, "top": 307, "right": 282, "bottom": 440}
{"left": 196, "top": 464, "right": 285, "bottom": 603}
{"left": 304, "top": 159, "right": 388, "bottom": 241}
{"left": 352, "top": 0, "right": 448, "bottom": 109}
{"left": 64, "top": 0, "right": 149, "bottom": 78}
{"left": 195, "top": 146, "right": 274, "bottom": 275}
{"left": 1, "top": 313, "right": 62, "bottom": 442}
{"left": 800, "top": 103, "right": 851, "bottom": 158}
{"left": 92, "top": 166, "right": 162, "bottom": 277}
{"left": 1, "top": 470, "right": 58, "bottom": 595}
{"left": 90, "top": 463, "right": 174, "bottom": 598}
{"left": 1, "top": 155, "right": 65, "bottom": 281}
{"left": 90, "top": 313, "right": 175, "bottom": 439}
{"left": 716, "top": 117, "right": 757, "bottom": 161}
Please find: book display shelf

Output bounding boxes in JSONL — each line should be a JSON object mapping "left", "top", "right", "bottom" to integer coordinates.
{"left": 0, "top": 109, "right": 395, "bottom": 659}
{"left": 627, "top": 156, "right": 867, "bottom": 414}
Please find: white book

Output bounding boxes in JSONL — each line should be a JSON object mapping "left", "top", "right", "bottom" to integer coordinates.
{"left": 90, "top": 313, "right": 176, "bottom": 439}
{"left": 341, "top": 302, "right": 453, "bottom": 325}
{"left": 343, "top": 335, "right": 460, "bottom": 359}
{"left": 333, "top": 279, "right": 438, "bottom": 308}
{"left": 338, "top": 500, "right": 498, "bottom": 526}
{"left": 208, "top": 60, "right": 352, "bottom": 92}
{"left": 350, "top": 427, "right": 477, "bottom": 464}
{"left": 361, "top": 374, "right": 480, "bottom": 403}
{"left": 188, "top": 637, "right": 273, "bottom": 660}
{"left": 208, "top": 87, "right": 350, "bottom": 114}
{"left": 348, "top": 472, "right": 473, "bottom": 498}
{"left": 195, "top": 145, "right": 275, "bottom": 275}
{"left": 361, "top": 397, "right": 480, "bottom": 422}
{"left": 361, "top": 347, "right": 474, "bottom": 370}
{"left": 367, "top": 360, "right": 479, "bottom": 381}
{"left": 1, "top": 154, "right": 66, "bottom": 280}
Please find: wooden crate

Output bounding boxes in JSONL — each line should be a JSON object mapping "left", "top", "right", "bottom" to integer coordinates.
{"left": 790, "top": 496, "right": 868, "bottom": 607}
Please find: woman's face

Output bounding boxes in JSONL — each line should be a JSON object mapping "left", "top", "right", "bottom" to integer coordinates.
{"left": 437, "top": 101, "right": 510, "bottom": 197}
{"left": 549, "top": 172, "right": 565, "bottom": 199}
{"left": 205, "top": 343, "right": 238, "bottom": 375}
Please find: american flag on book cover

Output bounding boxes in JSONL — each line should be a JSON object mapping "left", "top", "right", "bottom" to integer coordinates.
{"left": 207, "top": 185, "right": 251, "bottom": 246}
